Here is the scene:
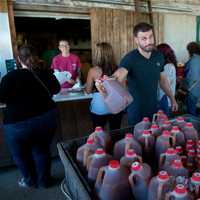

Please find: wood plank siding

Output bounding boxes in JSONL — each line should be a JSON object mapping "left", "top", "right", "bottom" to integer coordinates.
{"left": 90, "top": 8, "right": 163, "bottom": 63}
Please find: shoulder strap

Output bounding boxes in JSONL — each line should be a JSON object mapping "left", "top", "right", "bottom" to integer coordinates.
{"left": 188, "top": 76, "right": 200, "bottom": 92}
{"left": 31, "top": 71, "right": 51, "bottom": 96}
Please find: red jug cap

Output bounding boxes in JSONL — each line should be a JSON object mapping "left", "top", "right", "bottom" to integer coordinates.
{"left": 162, "top": 130, "right": 171, "bottom": 136}
{"left": 163, "top": 120, "right": 170, "bottom": 125}
{"left": 125, "top": 133, "right": 133, "bottom": 139}
{"left": 157, "top": 110, "right": 164, "bottom": 114}
{"left": 171, "top": 126, "right": 179, "bottom": 132}
{"left": 176, "top": 117, "right": 184, "bottom": 122}
{"left": 172, "top": 160, "right": 182, "bottom": 168}
{"left": 191, "top": 172, "right": 200, "bottom": 183}
{"left": 143, "top": 117, "right": 149, "bottom": 122}
{"left": 158, "top": 171, "right": 169, "bottom": 180}
{"left": 188, "top": 149, "right": 195, "bottom": 156}
{"left": 131, "top": 162, "right": 141, "bottom": 171}
{"left": 187, "top": 139, "right": 193, "bottom": 145}
{"left": 186, "top": 144, "right": 193, "bottom": 150}
{"left": 143, "top": 130, "right": 151, "bottom": 136}
{"left": 151, "top": 124, "right": 158, "bottom": 129}
{"left": 126, "top": 149, "right": 136, "bottom": 157}
{"left": 95, "top": 148, "right": 105, "bottom": 155}
{"left": 95, "top": 126, "right": 103, "bottom": 132}
{"left": 87, "top": 138, "right": 94, "bottom": 144}
{"left": 197, "top": 148, "right": 200, "bottom": 152}
{"left": 175, "top": 146, "right": 183, "bottom": 153}
{"left": 174, "top": 184, "right": 187, "bottom": 195}
{"left": 109, "top": 160, "right": 120, "bottom": 169}
{"left": 186, "top": 122, "right": 193, "bottom": 128}
{"left": 166, "top": 148, "right": 176, "bottom": 155}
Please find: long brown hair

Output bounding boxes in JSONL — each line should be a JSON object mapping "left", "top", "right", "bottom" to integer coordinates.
{"left": 93, "top": 42, "right": 117, "bottom": 76}
{"left": 18, "top": 44, "right": 46, "bottom": 71}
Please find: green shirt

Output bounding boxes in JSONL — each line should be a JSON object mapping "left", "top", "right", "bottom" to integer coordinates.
{"left": 120, "top": 49, "right": 164, "bottom": 117}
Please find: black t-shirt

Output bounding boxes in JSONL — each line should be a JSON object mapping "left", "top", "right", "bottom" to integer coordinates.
{"left": 120, "top": 49, "right": 164, "bottom": 117}
{"left": 0, "top": 68, "right": 61, "bottom": 124}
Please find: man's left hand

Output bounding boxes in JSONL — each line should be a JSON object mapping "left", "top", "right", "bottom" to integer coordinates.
{"left": 171, "top": 98, "right": 178, "bottom": 112}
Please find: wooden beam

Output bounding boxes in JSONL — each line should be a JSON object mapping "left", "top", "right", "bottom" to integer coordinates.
{"left": 0, "top": 0, "right": 8, "bottom": 12}
{"left": 7, "top": 0, "right": 17, "bottom": 59}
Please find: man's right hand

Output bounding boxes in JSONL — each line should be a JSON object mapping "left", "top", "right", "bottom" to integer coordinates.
{"left": 112, "top": 67, "right": 128, "bottom": 82}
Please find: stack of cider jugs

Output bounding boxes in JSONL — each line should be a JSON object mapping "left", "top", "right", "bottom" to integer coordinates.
{"left": 75, "top": 110, "right": 200, "bottom": 200}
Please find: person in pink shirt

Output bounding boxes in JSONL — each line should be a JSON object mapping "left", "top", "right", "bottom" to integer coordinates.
{"left": 51, "top": 39, "right": 81, "bottom": 88}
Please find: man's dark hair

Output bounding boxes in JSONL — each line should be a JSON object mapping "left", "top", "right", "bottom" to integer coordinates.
{"left": 133, "top": 22, "right": 153, "bottom": 37}
{"left": 187, "top": 42, "right": 200, "bottom": 57}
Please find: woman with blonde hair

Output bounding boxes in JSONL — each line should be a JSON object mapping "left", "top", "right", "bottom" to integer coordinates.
{"left": 85, "top": 42, "right": 122, "bottom": 130}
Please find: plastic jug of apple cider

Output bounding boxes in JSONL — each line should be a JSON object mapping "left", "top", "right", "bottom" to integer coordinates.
{"left": 76, "top": 138, "right": 101, "bottom": 168}
{"left": 95, "top": 160, "right": 132, "bottom": 200}
{"left": 113, "top": 133, "right": 142, "bottom": 160}
{"left": 155, "top": 130, "right": 176, "bottom": 161}
{"left": 90, "top": 126, "right": 112, "bottom": 153}
{"left": 159, "top": 148, "right": 180, "bottom": 171}
{"left": 148, "top": 171, "right": 172, "bottom": 200}
{"left": 171, "top": 126, "right": 186, "bottom": 148}
{"left": 102, "top": 78, "right": 133, "bottom": 114}
{"left": 129, "top": 161, "right": 152, "bottom": 200}
{"left": 165, "top": 184, "right": 192, "bottom": 200}
{"left": 189, "top": 172, "right": 200, "bottom": 199}
{"left": 120, "top": 149, "right": 142, "bottom": 169}
{"left": 155, "top": 110, "right": 168, "bottom": 127}
{"left": 183, "top": 122, "right": 198, "bottom": 143}
{"left": 134, "top": 117, "right": 151, "bottom": 141}
{"left": 167, "top": 159, "right": 189, "bottom": 179}
{"left": 150, "top": 124, "right": 161, "bottom": 137}
{"left": 87, "top": 148, "right": 112, "bottom": 182}
{"left": 172, "top": 117, "right": 187, "bottom": 131}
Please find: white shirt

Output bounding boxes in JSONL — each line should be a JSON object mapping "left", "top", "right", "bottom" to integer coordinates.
{"left": 158, "top": 63, "right": 176, "bottom": 106}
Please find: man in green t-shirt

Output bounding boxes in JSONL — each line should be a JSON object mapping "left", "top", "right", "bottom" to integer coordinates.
{"left": 113, "top": 22, "right": 178, "bottom": 126}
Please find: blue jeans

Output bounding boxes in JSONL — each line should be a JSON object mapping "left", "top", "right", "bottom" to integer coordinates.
{"left": 186, "top": 93, "right": 198, "bottom": 116}
{"left": 4, "top": 109, "right": 58, "bottom": 187}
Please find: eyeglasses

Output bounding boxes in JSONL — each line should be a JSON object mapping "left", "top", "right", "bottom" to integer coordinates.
{"left": 59, "top": 44, "right": 69, "bottom": 48}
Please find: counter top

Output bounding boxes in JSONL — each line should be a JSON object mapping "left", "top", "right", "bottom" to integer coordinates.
{"left": 0, "top": 90, "right": 92, "bottom": 108}
{"left": 53, "top": 89, "right": 92, "bottom": 102}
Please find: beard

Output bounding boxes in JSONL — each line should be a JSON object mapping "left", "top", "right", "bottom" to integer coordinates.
{"left": 140, "top": 44, "right": 155, "bottom": 53}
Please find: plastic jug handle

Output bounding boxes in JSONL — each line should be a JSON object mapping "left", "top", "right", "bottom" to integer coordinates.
{"left": 169, "top": 136, "right": 176, "bottom": 147}
{"left": 157, "top": 183, "right": 164, "bottom": 200}
{"left": 83, "top": 148, "right": 91, "bottom": 167}
{"left": 195, "top": 185, "right": 200, "bottom": 198}
{"left": 95, "top": 166, "right": 105, "bottom": 187}
{"left": 159, "top": 153, "right": 166, "bottom": 169}
{"left": 125, "top": 142, "right": 131, "bottom": 155}
{"left": 138, "top": 155, "right": 143, "bottom": 163}
{"left": 128, "top": 173, "right": 134, "bottom": 187}
{"left": 144, "top": 136, "right": 149, "bottom": 151}
{"left": 164, "top": 192, "right": 171, "bottom": 200}
{"left": 86, "top": 154, "right": 93, "bottom": 171}
{"left": 152, "top": 113, "right": 158, "bottom": 124}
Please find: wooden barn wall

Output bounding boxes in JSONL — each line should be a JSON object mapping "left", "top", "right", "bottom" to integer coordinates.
{"left": 90, "top": 8, "right": 163, "bottom": 63}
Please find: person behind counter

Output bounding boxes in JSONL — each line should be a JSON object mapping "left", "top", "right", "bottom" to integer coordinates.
{"left": 51, "top": 39, "right": 81, "bottom": 89}
{"left": 0, "top": 45, "right": 61, "bottom": 188}
{"left": 85, "top": 42, "right": 123, "bottom": 130}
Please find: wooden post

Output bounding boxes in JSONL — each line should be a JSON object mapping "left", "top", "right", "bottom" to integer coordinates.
{"left": 7, "top": 0, "right": 17, "bottom": 60}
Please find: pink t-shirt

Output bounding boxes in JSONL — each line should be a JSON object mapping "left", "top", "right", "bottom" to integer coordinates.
{"left": 51, "top": 53, "right": 81, "bottom": 88}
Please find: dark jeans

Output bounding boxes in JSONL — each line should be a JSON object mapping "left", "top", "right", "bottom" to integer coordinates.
{"left": 158, "top": 95, "right": 170, "bottom": 116}
{"left": 91, "top": 112, "right": 123, "bottom": 130}
{"left": 4, "top": 109, "right": 58, "bottom": 187}
{"left": 127, "top": 100, "right": 158, "bottom": 126}
{"left": 186, "top": 93, "right": 198, "bottom": 116}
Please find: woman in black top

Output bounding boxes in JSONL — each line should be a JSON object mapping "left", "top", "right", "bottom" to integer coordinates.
{"left": 0, "top": 45, "right": 60, "bottom": 188}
